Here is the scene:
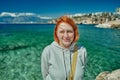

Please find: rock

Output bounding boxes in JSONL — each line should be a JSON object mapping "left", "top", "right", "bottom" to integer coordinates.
{"left": 111, "top": 24, "right": 120, "bottom": 29}
{"left": 105, "top": 69, "right": 120, "bottom": 80}
{"left": 96, "top": 71, "right": 110, "bottom": 80}
{"left": 96, "top": 69, "right": 120, "bottom": 80}
{"left": 95, "top": 20, "right": 120, "bottom": 29}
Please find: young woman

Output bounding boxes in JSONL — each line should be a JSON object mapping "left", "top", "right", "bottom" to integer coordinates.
{"left": 41, "top": 16, "right": 87, "bottom": 80}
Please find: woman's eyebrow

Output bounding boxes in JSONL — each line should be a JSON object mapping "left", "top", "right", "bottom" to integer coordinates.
{"left": 59, "top": 24, "right": 65, "bottom": 27}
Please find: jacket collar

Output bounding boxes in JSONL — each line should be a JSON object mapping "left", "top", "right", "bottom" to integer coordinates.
{"left": 51, "top": 41, "right": 76, "bottom": 51}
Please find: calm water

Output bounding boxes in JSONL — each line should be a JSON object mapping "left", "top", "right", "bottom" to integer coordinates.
{"left": 0, "top": 24, "right": 120, "bottom": 80}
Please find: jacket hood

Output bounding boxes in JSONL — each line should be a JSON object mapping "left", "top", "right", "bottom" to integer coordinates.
{"left": 51, "top": 41, "right": 76, "bottom": 51}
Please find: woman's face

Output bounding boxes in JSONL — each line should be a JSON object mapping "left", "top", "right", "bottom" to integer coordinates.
{"left": 57, "top": 22, "right": 74, "bottom": 48}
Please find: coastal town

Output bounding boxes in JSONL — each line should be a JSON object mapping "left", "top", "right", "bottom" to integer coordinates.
{"left": 48, "top": 8, "right": 120, "bottom": 29}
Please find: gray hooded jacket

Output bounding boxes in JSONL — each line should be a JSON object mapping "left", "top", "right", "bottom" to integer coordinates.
{"left": 41, "top": 41, "right": 87, "bottom": 80}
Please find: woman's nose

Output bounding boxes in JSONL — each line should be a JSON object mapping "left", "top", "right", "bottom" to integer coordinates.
{"left": 64, "top": 32, "right": 68, "bottom": 37}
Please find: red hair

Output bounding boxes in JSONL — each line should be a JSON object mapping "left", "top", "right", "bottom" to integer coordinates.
{"left": 54, "top": 16, "right": 79, "bottom": 43}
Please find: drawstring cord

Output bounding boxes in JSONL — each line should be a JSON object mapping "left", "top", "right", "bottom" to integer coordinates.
{"left": 63, "top": 51, "right": 67, "bottom": 80}
{"left": 63, "top": 50, "right": 72, "bottom": 80}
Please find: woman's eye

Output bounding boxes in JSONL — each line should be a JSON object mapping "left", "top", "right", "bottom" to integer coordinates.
{"left": 60, "top": 31, "right": 64, "bottom": 33}
{"left": 67, "top": 30, "right": 73, "bottom": 33}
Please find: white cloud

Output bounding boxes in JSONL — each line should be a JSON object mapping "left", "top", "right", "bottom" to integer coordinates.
{"left": 0, "top": 12, "right": 52, "bottom": 19}
{"left": 38, "top": 15, "right": 52, "bottom": 19}
{"left": 0, "top": 12, "right": 16, "bottom": 17}
{"left": 17, "top": 13, "right": 36, "bottom": 17}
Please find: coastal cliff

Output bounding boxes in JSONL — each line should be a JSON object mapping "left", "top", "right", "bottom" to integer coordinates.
{"left": 95, "top": 20, "right": 120, "bottom": 29}
{"left": 108, "top": 20, "right": 120, "bottom": 28}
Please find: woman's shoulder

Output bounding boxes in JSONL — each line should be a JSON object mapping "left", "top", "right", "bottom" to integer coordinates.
{"left": 77, "top": 44, "right": 87, "bottom": 55}
{"left": 43, "top": 45, "right": 51, "bottom": 52}
{"left": 42, "top": 42, "right": 55, "bottom": 52}
{"left": 77, "top": 44, "right": 86, "bottom": 51}
{"left": 41, "top": 45, "right": 51, "bottom": 58}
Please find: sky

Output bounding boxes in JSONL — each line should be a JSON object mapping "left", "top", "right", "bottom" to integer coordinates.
{"left": 0, "top": 0, "right": 120, "bottom": 17}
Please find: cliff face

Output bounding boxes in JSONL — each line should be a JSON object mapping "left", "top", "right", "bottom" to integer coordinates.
{"left": 95, "top": 20, "right": 120, "bottom": 28}
{"left": 96, "top": 69, "right": 120, "bottom": 80}
{"left": 108, "top": 20, "right": 120, "bottom": 28}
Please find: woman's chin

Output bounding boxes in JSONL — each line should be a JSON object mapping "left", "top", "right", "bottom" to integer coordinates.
{"left": 63, "top": 43, "right": 71, "bottom": 48}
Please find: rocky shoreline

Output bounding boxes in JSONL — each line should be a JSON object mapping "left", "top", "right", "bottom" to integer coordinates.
{"left": 96, "top": 69, "right": 120, "bottom": 80}
{"left": 95, "top": 20, "right": 120, "bottom": 29}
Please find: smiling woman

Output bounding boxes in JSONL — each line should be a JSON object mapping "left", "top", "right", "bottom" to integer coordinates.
{"left": 41, "top": 16, "right": 87, "bottom": 80}
{"left": 56, "top": 22, "right": 74, "bottom": 48}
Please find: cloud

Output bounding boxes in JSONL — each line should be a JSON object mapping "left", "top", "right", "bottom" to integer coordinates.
{"left": 17, "top": 13, "right": 36, "bottom": 17}
{"left": 0, "top": 12, "right": 52, "bottom": 19}
{"left": 0, "top": 12, "right": 53, "bottom": 23}
{"left": 0, "top": 12, "right": 16, "bottom": 17}
{"left": 38, "top": 16, "right": 52, "bottom": 19}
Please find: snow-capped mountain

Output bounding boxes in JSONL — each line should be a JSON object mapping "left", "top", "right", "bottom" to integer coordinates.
{"left": 0, "top": 12, "right": 53, "bottom": 24}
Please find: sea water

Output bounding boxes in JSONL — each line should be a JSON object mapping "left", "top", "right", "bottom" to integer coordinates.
{"left": 0, "top": 24, "right": 120, "bottom": 80}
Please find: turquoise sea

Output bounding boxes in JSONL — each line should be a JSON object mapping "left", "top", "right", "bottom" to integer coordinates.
{"left": 0, "top": 24, "right": 120, "bottom": 80}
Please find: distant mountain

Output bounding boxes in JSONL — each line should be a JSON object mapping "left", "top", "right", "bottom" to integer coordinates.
{"left": 0, "top": 12, "right": 53, "bottom": 24}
